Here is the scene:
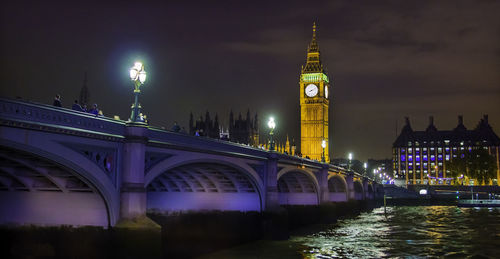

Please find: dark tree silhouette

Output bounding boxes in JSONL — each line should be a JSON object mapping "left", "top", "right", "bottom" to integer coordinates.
{"left": 448, "top": 149, "right": 497, "bottom": 185}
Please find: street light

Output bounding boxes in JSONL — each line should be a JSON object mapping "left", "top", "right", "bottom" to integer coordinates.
{"left": 348, "top": 152, "right": 353, "bottom": 170}
{"left": 268, "top": 117, "right": 276, "bottom": 151}
{"left": 129, "top": 62, "right": 147, "bottom": 123}
{"left": 363, "top": 162, "right": 367, "bottom": 176}
{"left": 321, "top": 140, "right": 326, "bottom": 162}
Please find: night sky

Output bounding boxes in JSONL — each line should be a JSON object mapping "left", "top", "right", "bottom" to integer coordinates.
{"left": 1, "top": 1, "right": 499, "bottom": 161}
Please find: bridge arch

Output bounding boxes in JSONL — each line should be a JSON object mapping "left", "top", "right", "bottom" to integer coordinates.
{"left": 0, "top": 140, "right": 117, "bottom": 227}
{"left": 276, "top": 167, "right": 320, "bottom": 205}
{"left": 353, "top": 180, "right": 365, "bottom": 200}
{"left": 327, "top": 174, "right": 348, "bottom": 202}
{"left": 366, "top": 183, "right": 374, "bottom": 199}
{"left": 145, "top": 152, "right": 264, "bottom": 212}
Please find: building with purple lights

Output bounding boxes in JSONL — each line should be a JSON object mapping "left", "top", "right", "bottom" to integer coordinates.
{"left": 393, "top": 115, "right": 500, "bottom": 186}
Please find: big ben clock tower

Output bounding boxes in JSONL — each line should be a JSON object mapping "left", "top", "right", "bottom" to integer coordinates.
{"left": 300, "top": 23, "right": 331, "bottom": 162}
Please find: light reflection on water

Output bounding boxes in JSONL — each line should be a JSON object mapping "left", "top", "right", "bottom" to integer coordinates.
{"left": 198, "top": 206, "right": 500, "bottom": 259}
{"left": 294, "top": 206, "right": 500, "bottom": 258}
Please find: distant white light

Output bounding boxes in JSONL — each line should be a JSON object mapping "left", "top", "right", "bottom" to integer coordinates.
{"left": 268, "top": 117, "right": 276, "bottom": 129}
{"left": 419, "top": 189, "right": 428, "bottom": 195}
{"left": 139, "top": 70, "right": 147, "bottom": 84}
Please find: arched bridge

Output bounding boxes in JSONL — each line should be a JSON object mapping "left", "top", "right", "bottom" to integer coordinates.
{"left": 0, "top": 98, "right": 382, "bottom": 227}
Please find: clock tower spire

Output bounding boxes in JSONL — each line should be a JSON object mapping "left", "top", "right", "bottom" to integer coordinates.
{"left": 299, "top": 22, "right": 331, "bottom": 162}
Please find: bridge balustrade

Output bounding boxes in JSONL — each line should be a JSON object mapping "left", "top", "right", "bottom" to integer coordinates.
{"left": 0, "top": 98, "right": 125, "bottom": 137}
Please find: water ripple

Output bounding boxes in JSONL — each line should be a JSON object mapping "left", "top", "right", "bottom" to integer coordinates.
{"left": 291, "top": 206, "right": 500, "bottom": 258}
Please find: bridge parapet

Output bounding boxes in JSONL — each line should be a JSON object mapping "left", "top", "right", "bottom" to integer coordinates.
{"left": 148, "top": 127, "right": 270, "bottom": 160}
{"left": 0, "top": 98, "right": 126, "bottom": 136}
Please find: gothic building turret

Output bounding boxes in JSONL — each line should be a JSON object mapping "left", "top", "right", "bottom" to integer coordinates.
{"left": 188, "top": 110, "right": 259, "bottom": 146}
{"left": 79, "top": 72, "right": 90, "bottom": 107}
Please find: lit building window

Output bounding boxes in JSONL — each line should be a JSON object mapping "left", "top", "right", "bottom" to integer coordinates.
{"left": 438, "top": 148, "right": 442, "bottom": 153}
{"left": 409, "top": 148, "right": 413, "bottom": 153}
{"left": 445, "top": 155, "right": 450, "bottom": 161}
{"left": 423, "top": 155, "right": 428, "bottom": 161}
{"left": 431, "top": 155, "right": 435, "bottom": 161}
{"left": 416, "top": 155, "right": 420, "bottom": 162}
{"left": 438, "top": 154, "right": 443, "bottom": 161}
{"left": 401, "top": 155, "right": 406, "bottom": 161}
{"left": 408, "top": 155, "right": 413, "bottom": 162}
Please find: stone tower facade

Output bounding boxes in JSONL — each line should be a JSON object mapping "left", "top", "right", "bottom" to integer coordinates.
{"left": 299, "top": 23, "right": 331, "bottom": 162}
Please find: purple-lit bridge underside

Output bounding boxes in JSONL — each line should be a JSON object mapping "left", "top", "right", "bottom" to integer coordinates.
{"left": 0, "top": 98, "right": 382, "bottom": 227}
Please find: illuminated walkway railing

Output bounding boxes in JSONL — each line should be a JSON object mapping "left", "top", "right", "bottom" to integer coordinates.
{"left": 0, "top": 97, "right": 126, "bottom": 137}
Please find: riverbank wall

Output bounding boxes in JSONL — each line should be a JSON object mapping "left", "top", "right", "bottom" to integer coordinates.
{"left": 150, "top": 200, "right": 381, "bottom": 258}
{"left": 0, "top": 200, "right": 381, "bottom": 258}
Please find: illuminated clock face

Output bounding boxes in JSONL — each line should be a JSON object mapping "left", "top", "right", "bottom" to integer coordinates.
{"left": 325, "top": 86, "right": 329, "bottom": 98}
{"left": 305, "top": 84, "right": 318, "bottom": 97}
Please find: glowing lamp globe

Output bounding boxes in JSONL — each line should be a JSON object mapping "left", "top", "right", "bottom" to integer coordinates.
{"left": 268, "top": 117, "right": 276, "bottom": 129}
{"left": 130, "top": 62, "right": 145, "bottom": 82}
{"left": 129, "top": 69, "right": 138, "bottom": 81}
{"left": 139, "top": 70, "right": 147, "bottom": 84}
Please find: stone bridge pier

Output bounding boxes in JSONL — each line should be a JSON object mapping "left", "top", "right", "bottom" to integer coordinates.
{"left": 119, "top": 124, "right": 149, "bottom": 224}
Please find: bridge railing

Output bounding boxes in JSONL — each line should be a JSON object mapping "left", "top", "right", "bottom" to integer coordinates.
{"left": 0, "top": 97, "right": 126, "bottom": 136}
{"left": 147, "top": 126, "right": 271, "bottom": 159}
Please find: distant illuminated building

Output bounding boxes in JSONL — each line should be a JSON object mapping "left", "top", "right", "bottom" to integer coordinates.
{"left": 299, "top": 23, "right": 331, "bottom": 162}
{"left": 393, "top": 115, "right": 500, "bottom": 186}
{"left": 189, "top": 110, "right": 259, "bottom": 146}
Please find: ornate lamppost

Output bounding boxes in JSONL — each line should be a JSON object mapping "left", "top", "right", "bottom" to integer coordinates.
{"left": 129, "top": 62, "right": 147, "bottom": 123}
{"left": 348, "top": 152, "right": 353, "bottom": 171}
{"left": 321, "top": 139, "right": 326, "bottom": 162}
{"left": 268, "top": 117, "right": 276, "bottom": 151}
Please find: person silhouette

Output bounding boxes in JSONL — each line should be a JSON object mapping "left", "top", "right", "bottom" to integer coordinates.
{"left": 53, "top": 94, "right": 62, "bottom": 107}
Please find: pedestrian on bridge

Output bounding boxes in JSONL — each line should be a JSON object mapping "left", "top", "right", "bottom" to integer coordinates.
{"left": 53, "top": 94, "right": 62, "bottom": 107}
{"left": 72, "top": 100, "right": 83, "bottom": 112}
{"left": 88, "top": 103, "right": 99, "bottom": 116}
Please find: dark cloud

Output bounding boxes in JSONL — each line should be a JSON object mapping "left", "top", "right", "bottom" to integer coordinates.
{"left": 1, "top": 0, "right": 499, "bottom": 161}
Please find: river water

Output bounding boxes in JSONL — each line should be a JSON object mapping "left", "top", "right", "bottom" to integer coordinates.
{"left": 199, "top": 206, "right": 500, "bottom": 258}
